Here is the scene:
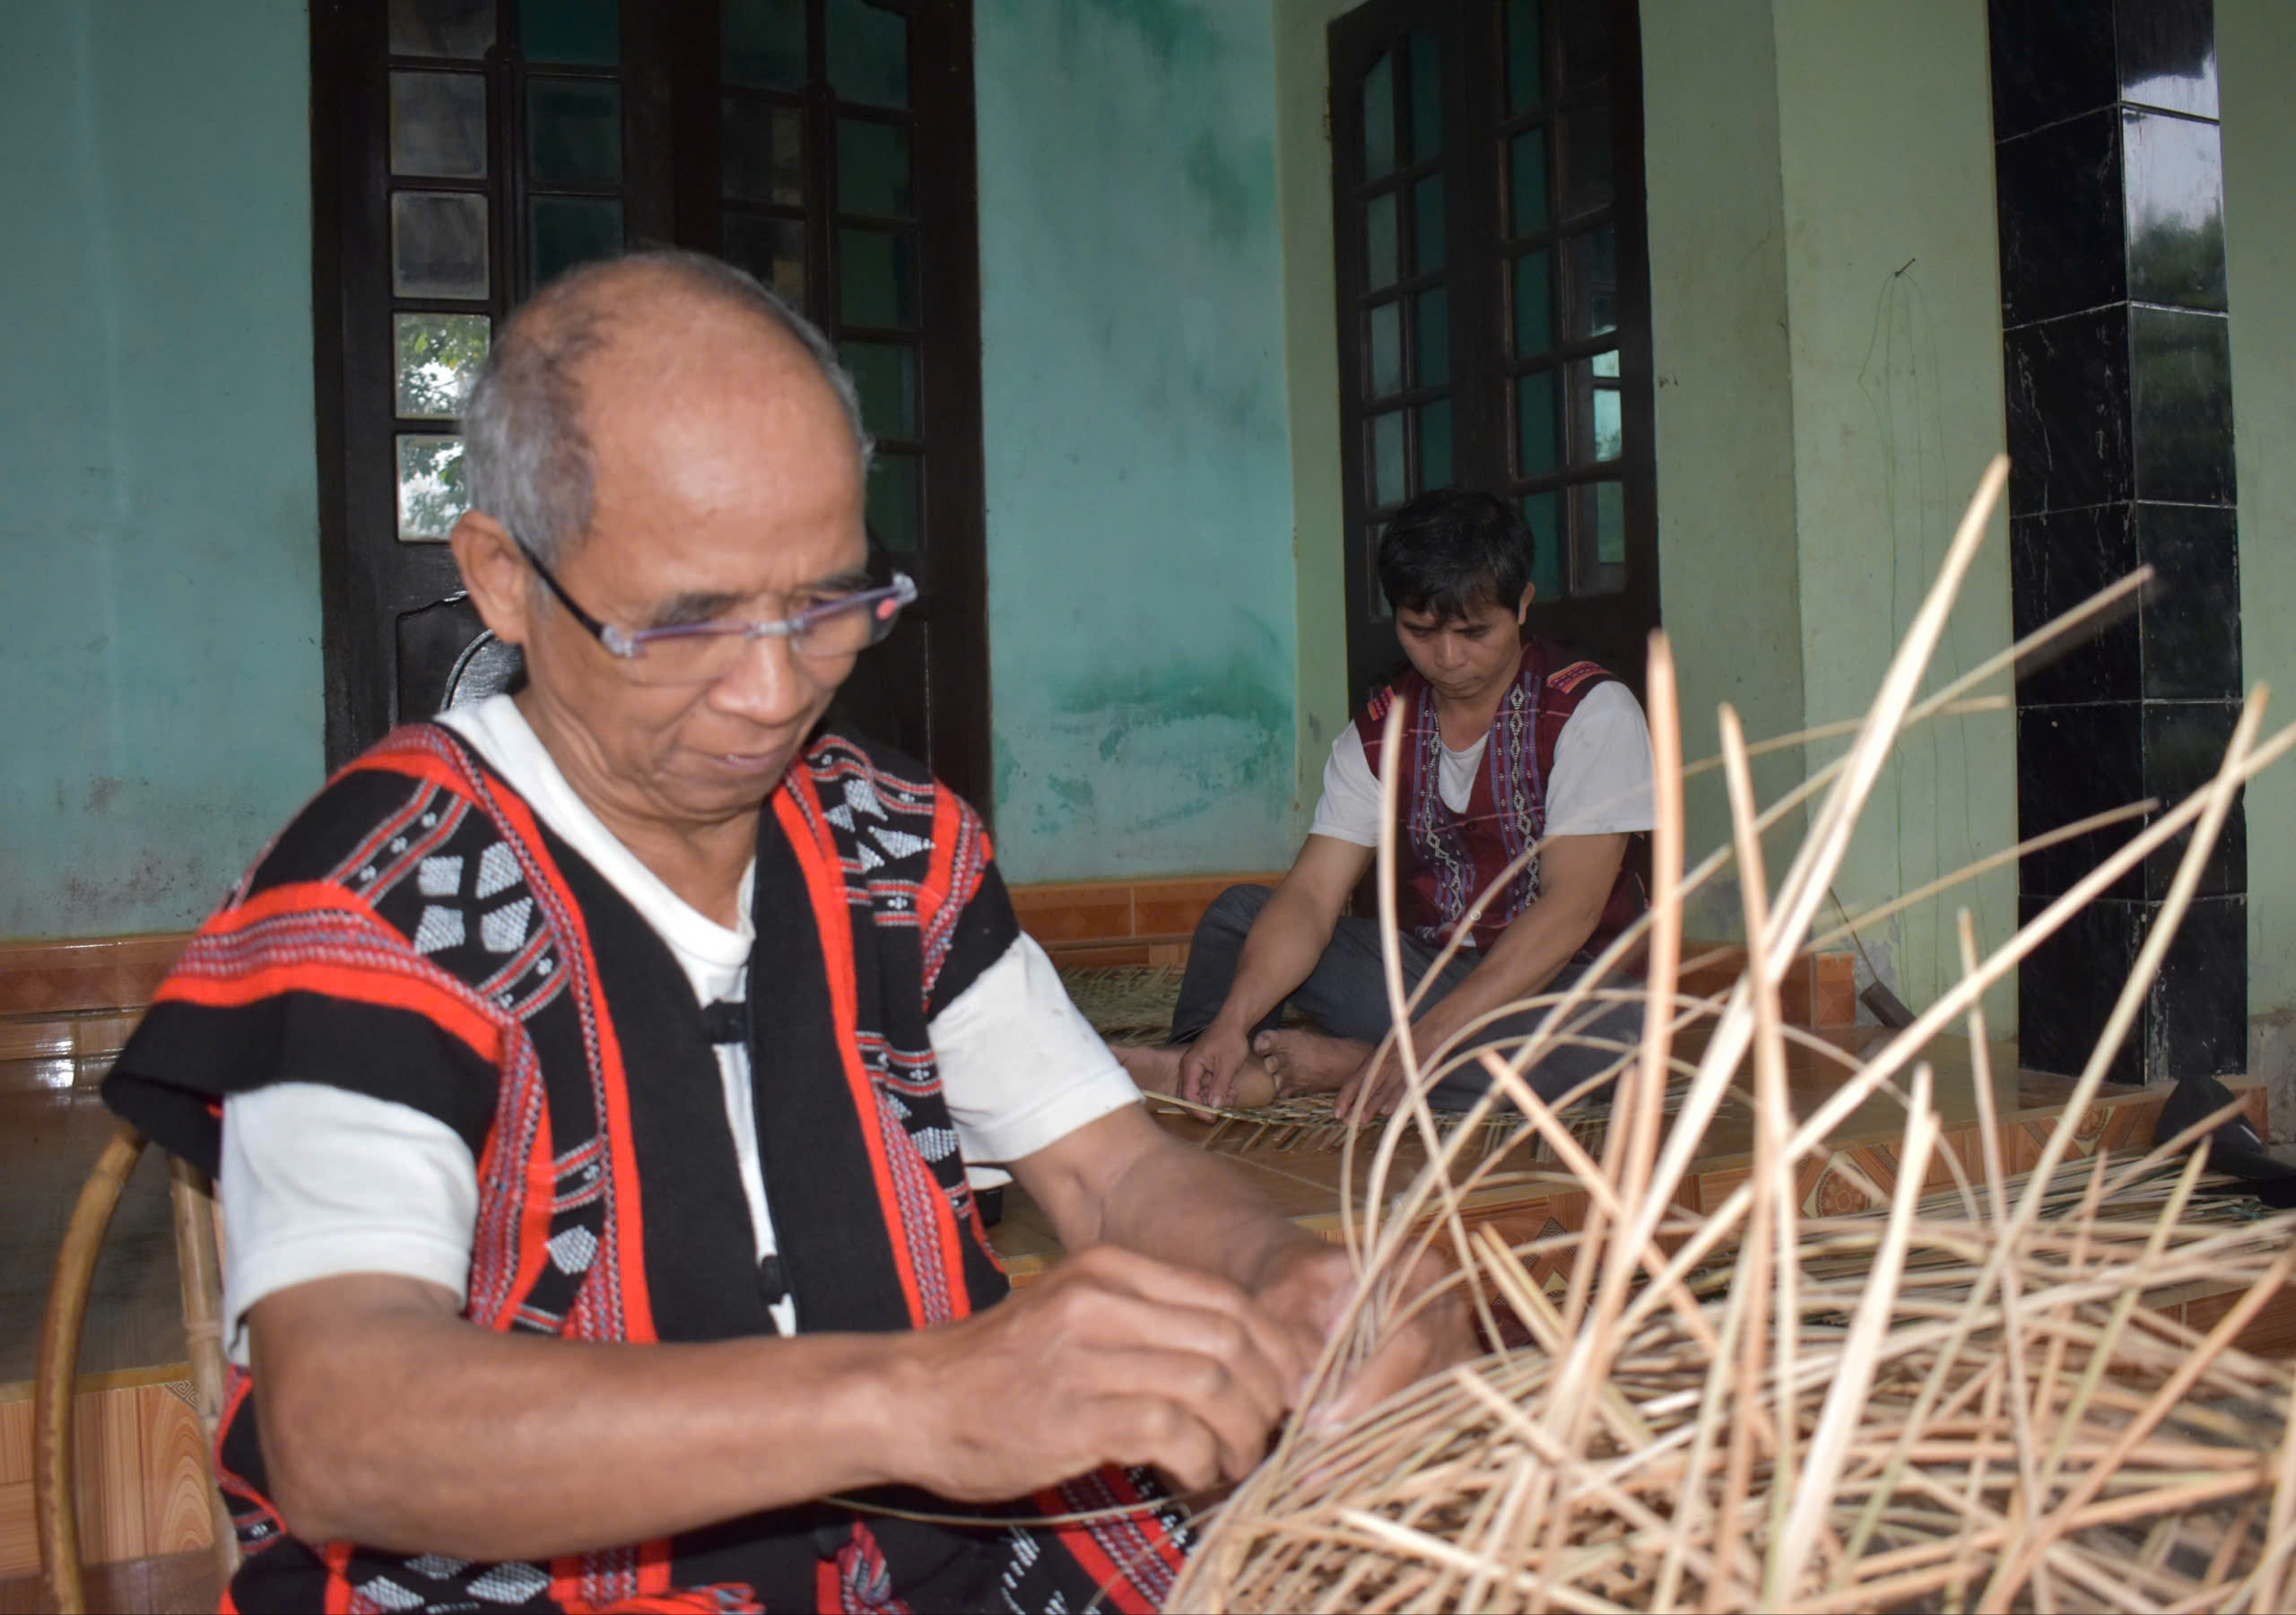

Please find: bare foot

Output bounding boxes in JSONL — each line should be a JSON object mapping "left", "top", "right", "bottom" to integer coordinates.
{"left": 1221, "top": 1062, "right": 1279, "bottom": 1110}
{"left": 1112, "top": 1042, "right": 1281, "bottom": 1109}
{"left": 1252, "top": 1029, "right": 1372, "bottom": 1095}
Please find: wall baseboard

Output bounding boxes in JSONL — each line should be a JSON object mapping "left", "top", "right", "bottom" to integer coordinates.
{"left": 0, "top": 934, "right": 188, "bottom": 1021}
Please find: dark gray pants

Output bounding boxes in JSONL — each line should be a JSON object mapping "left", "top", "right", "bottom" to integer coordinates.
{"left": 1170, "top": 883, "right": 1640, "bottom": 1109}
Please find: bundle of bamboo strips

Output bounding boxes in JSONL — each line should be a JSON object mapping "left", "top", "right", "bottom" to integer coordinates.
{"left": 1168, "top": 460, "right": 2296, "bottom": 1613}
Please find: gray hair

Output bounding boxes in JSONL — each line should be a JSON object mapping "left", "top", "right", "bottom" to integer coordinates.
{"left": 462, "top": 249, "right": 873, "bottom": 564}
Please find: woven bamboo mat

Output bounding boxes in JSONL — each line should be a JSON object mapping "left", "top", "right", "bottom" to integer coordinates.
{"left": 1142, "top": 1079, "right": 1719, "bottom": 1162}
{"left": 1060, "top": 963, "right": 1725, "bottom": 1158}
{"left": 1058, "top": 964, "right": 1187, "bottom": 1046}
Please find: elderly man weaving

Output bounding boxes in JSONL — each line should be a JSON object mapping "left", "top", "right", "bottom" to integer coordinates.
{"left": 104, "top": 252, "right": 1463, "bottom": 1613}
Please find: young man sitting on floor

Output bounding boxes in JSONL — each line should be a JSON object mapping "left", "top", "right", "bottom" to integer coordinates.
{"left": 1117, "top": 489, "right": 1655, "bottom": 1119}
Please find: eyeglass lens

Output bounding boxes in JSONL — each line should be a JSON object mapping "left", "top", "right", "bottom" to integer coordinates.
{"left": 619, "top": 589, "right": 903, "bottom": 686}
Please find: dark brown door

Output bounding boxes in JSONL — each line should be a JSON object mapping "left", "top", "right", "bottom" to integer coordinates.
{"left": 313, "top": 0, "right": 990, "bottom": 812}
{"left": 1328, "top": 0, "right": 1658, "bottom": 704}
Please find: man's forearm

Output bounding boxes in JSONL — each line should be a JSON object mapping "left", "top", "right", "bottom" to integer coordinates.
{"left": 1207, "top": 883, "right": 1342, "bottom": 1036}
{"left": 1028, "top": 1107, "right": 1324, "bottom": 1298}
{"left": 1090, "top": 1124, "right": 1326, "bottom": 1294}
{"left": 255, "top": 1288, "right": 924, "bottom": 1559}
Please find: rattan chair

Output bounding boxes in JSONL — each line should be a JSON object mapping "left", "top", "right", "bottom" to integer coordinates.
{"left": 35, "top": 1118, "right": 238, "bottom": 1613}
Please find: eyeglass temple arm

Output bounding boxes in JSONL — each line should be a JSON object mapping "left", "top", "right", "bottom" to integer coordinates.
{"left": 515, "top": 539, "right": 614, "bottom": 641}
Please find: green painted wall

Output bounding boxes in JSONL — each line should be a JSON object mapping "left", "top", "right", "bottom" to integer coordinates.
{"left": 1769, "top": 0, "right": 2017, "bottom": 1023}
{"left": 974, "top": 0, "right": 1300, "bottom": 881}
{"left": 2220, "top": 0, "right": 2296, "bottom": 1072}
{"left": 1272, "top": 0, "right": 1360, "bottom": 837}
{"left": 0, "top": 1, "right": 322, "bottom": 940}
{"left": 1639, "top": 0, "right": 1808, "bottom": 937}
{"left": 1651, "top": 0, "right": 2018, "bottom": 1010}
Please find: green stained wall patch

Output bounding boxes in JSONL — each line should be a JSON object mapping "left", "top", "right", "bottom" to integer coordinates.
{"left": 976, "top": 0, "right": 1298, "bottom": 881}
{"left": 1, "top": 0, "right": 323, "bottom": 939}
{"left": 1185, "top": 132, "right": 1261, "bottom": 250}
{"left": 1073, "top": 0, "right": 1223, "bottom": 73}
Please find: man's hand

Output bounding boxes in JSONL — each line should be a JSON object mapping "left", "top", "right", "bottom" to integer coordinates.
{"left": 1178, "top": 1017, "right": 1259, "bottom": 1107}
{"left": 1335, "top": 1038, "right": 1414, "bottom": 1120}
{"left": 896, "top": 1245, "right": 1317, "bottom": 1500}
{"left": 1246, "top": 1241, "right": 1475, "bottom": 1428}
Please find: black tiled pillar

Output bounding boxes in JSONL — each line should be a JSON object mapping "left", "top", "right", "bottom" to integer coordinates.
{"left": 1988, "top": 0, "right": 2243, "bottom": 1084}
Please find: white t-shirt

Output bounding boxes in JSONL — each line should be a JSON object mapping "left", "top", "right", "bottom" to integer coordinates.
{"left": 218, "top": 697, "right": 1137, "bottom": 1359}
{"left": 1309, "top": 680, "right": 1656, "bottom": 849}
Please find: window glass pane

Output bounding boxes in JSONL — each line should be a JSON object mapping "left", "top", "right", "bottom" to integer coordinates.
{"left": 396, "top": 313, "right": 491, "bottom": 420}
{"left": 391, "top": 71, "right": 487, "bottom": 178}
{"left": 1595, "top": 387, "right": 1622, "bottom": 461}
{"left": 1593, "top": 348, "right": 1620, "bottom": 378}
{"left": 1366, "top": 192, "right": 1398, "bottom": 289}
{"left": 1504, "top": 0, "right": 1543, "bottom": 113}
{"left": 838, "top": 117, "right": 912, "bottom": 217}
{"left": 827, "top": 0, "right": 908, "bottom": 108}
{"left": 725, "top": 213, "right": 806, "bottom": 305}
{"left": 1406, "top": 30, "right": 1441, "bottom": 161}
{"left": 1371, "top": 410, "right": 1405, "bottom": 506}
{"left": 841, "top": 340, "right": 917, "bottom": 438}
{"left": 1368, "top": 520, "right": 1392, "bottom": 619}
{"left": 392, "top": 191, "right": 489, "bottom": 299}
{"left": 867, "top": 450, "right": 922, "bottom": 554}
{"left": 1522, "top": 491, "right": 1564, "bottom": 599}
{"left": 1568, "top": 351, "right": 1624, "bottom": 465}
{"left": 526, "top": 79, "right": 622, "bottom": 187}
{"left": 528, "top": 195, "right": 622, "bottom": 288}
{"left": 397, "top": 434, "right": 469, "bottom": 541}
{"left": 1512, "top": 247, "right": 1552, "bottom": 356}
{"left": 1591, "top": 388, "right": 1623, "bottom": 464}
{"left": 1418, "top": 399, "right": 1453, "bottom": 489}
{"left": 1509, "top": 127, "right": 1549, "bottom": 235}
{"left": 839, "top": 226, "right": 918, "bottom": 327}
{"left": 1413, "top": 174, "right": 1445, "bottom": 274}
{"left": 1563, "top": 225, "right": 1617, "bottom": 340}
{"left": 723, "top": 99, "right": 804, "bottom": 205}
{"left": 724, "top": 0, "right": 805, "bottom": 90}
{"left": 1367, "top": 301, "right": 1402, "bottom": 397}
{"left": 392, "top": 0, "right": 492, "bottom": 58}
{"left": 1574, "top": 481, "right": 1626, "bottom": 595}
{"left": 1362, "top": 52, "right": 1395, "bottom": 179}
{"left": 1414, "top": 289, "right": 1448, "bottom": 387}
{"left": 1560, "top": 3, "right": 1613, "bottom": 88}
{"left": 1560, "top": 88, "right": 1614, "bottom": 218}
{"left": 518, "top": 0, "right": 617, "bottom": 64}
{"left": 1516, "top": 369, "right": 1560, "bottom": 477}
{"left": 1595, "top": 482, "right": 1625, "bottom": 563}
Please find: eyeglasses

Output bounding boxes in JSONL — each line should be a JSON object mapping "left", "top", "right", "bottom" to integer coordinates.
{"left": 515, "top": 538, "right": 917, "bottom": 688}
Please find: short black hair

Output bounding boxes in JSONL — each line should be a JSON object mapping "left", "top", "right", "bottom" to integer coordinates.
{"left": 1375, "top": 490, "right": 1535, "bottom": 621}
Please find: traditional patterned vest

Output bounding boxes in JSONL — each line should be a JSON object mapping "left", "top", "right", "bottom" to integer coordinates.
{"left": 105, "top": 723, "right": 1188, "bottom": 1614}
{"left": 1353, "top": 638, "right": 1646, "bottom": 957}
